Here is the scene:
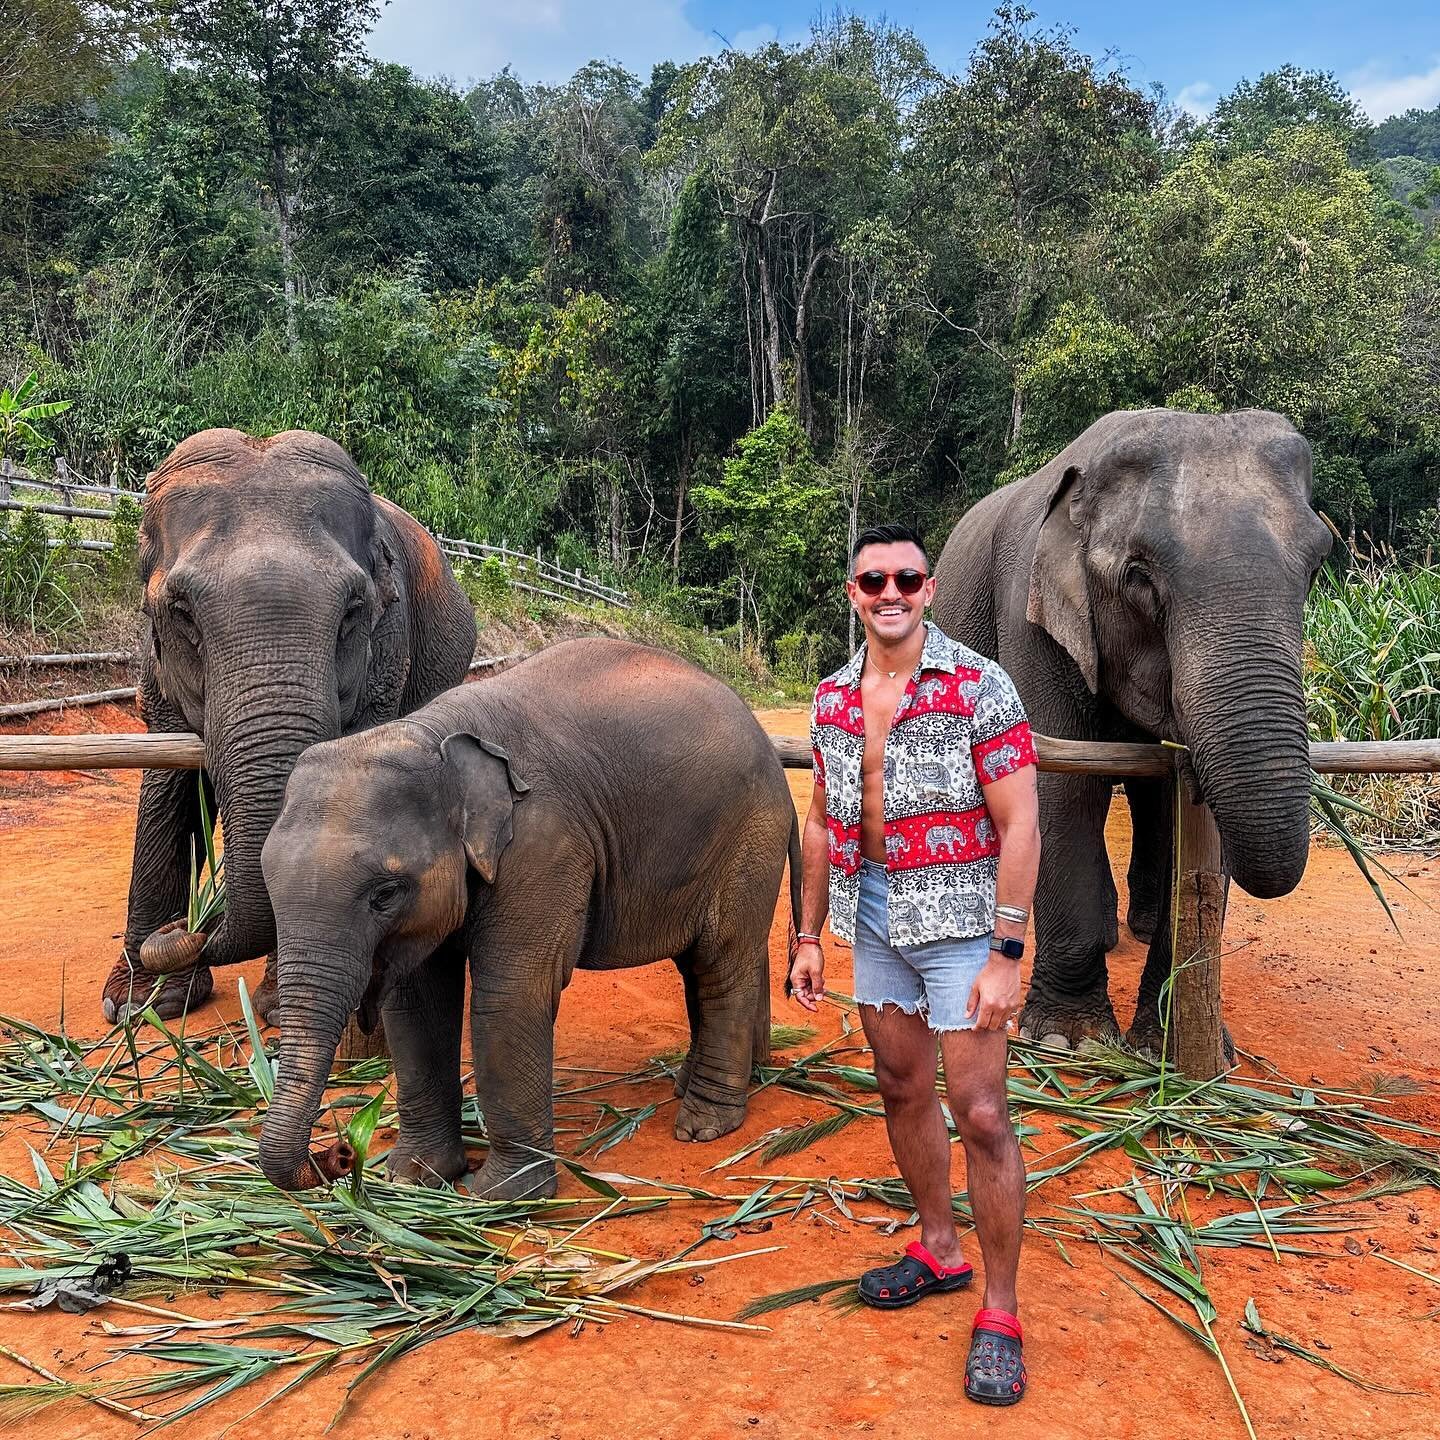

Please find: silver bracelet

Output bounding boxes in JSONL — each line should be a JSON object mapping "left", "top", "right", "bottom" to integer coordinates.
{"left": 995, "top": 903, "right": 1029, "bottom": 924}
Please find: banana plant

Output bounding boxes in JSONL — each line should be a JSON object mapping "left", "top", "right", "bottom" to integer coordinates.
{"left": 0, "top": 372, "right": 72, "bottom": 462}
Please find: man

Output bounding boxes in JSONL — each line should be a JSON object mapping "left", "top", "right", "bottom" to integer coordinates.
{"left": 789, "top": 521, "right": 1040, "bottom": 1406}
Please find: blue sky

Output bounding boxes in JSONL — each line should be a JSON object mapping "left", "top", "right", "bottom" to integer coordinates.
{"left": 369, "top": 2, "right": 1440, "bottom": 120}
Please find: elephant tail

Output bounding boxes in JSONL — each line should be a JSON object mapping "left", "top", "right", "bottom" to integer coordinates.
{"left": 787, "top": 805, "right": 803, "bottom": 948}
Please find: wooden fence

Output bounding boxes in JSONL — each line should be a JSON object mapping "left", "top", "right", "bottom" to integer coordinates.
{"left": 2, "top": 726, "right": 1436, "bottom": 1080}
{"left": 0, "top": 461, "right": 630, "bottom": 610}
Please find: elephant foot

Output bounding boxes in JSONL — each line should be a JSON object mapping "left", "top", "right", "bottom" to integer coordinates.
{"left": 674, "top": 1094, "right": 746, "bottom": 1144}
{"left": 252, "top": 954, "right": 279, "bottom": 1028}
{"left": 459, "top": 1153, "right": 557, "bottom": 1201}
{"left": 671, "top": 1051, "right": 693, "bottom": 1099}
{"left": 387, "top": 1138, "right": 468, "bottom": 1188}
{"left": 101, "top": 955, "right": 214, "bottom": 1025}
{"left": 1127, "top": 903, "right": 1159, "bottom": 945}
{"left": 1126, "top": 1001, "right": 1236, "bottom": 1066}
{"left": 1017, "top": 985, "right": 1120, "bottom": 1051}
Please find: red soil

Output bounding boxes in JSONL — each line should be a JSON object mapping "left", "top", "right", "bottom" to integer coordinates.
{"left": 0, "top": 702, "right": 1437, "bottom": 1439}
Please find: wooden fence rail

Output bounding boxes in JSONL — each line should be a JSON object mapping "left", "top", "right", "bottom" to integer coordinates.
{"left": 5, "top": 729, "right": 1437, "bottom": 779}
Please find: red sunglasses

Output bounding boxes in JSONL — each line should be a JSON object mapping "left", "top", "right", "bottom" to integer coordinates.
{"left": 854, "top": 568, "right": 928, "bottom": 596}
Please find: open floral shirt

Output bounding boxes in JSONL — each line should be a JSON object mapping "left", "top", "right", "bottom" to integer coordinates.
{"left": 811, "top": 621, "right": 1036, "bottom": 947}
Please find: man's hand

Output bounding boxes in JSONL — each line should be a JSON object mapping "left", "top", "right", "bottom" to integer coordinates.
{"left": 789, "top": 942, "right": 826, "bottom": 1012}
{"left": 967, "top": 956, "right": 1022, "bottom": 1031}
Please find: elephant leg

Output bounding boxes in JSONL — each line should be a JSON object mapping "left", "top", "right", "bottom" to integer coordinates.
{"left": 673, "top": 880, "right": 769, "bottom": 1143}
{"left": 461, "top": 888, "right": 588, "bottom": 1201}
{"left": 1020, "top": 774, "right": 1121, "bottom": 1049}
{"left": 384, "top": 936, "right": 467, "bottom": 1186}
{"left": 1124, "top": 779, "right": 1170, "bottom": 943}
{"left": 104, "top": 765, "right": 215, "bottom": 1024}
{"left": 671, "top": 960, "right": 702, "bottom": 1099}
{"left": 673, "top": 932, "right": 769, "bottom": 1101}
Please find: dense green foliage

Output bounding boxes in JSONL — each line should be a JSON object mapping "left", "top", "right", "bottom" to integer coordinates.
{"left": 1305, "top": 554, "right": 1440, "bottom": 840}
{"left": 5, "top": 3, "right": 1440, "bottom": 667}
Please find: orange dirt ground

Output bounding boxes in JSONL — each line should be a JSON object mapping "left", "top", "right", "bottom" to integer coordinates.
{"left": 0, "top": 699, "right": 1437, "bottom": 1440}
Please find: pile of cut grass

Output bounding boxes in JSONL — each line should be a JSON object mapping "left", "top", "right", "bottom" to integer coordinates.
{"left": 0, "top": 997, "right": 1435, "bottom": 1432}
{"left": 739, "top": 1002, "right": 1439, "bottom": 1437}
{"left": 0, "top": 999, "right": 783, "bottom": 1426}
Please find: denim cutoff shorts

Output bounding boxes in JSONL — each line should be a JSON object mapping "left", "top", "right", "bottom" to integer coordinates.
{"left": 853, "top": 859, "right": 992, "bottom": 1032}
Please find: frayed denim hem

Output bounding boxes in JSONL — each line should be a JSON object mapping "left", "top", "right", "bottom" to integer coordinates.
{"left": 855, "top": 995, "right": 929, "bottom": 1017}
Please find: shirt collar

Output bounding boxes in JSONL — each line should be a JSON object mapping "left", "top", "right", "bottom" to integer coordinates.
{"left": 836, "top": 621, "right": 958, "bottom": 688}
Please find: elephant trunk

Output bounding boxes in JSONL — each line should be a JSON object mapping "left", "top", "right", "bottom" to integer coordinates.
{"left": 198, "top": 658, "right": 340, "bottom": 970}
{"left": 1170, "top": 610, "right": 1312, "bottom": 899}
{"left": 258, "top": 941, "right": 366, "bottom": 1191}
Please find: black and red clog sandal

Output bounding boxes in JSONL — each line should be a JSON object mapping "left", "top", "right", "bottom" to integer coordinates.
{"left": 964, "top": 1308, "right": 1026, "bottom": 1405}
{"left": 856, "top": 1241, "right": 974, "bottom": 1309}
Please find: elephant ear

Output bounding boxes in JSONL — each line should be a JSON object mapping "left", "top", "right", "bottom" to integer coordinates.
{"left": 440, "top": 733, "right": 530, "bottom": 884}
{"left": 1026, "top": 463, "right": 1099, "bottom": 693}
{"left": 368, "top": 517, "right": 401, "bottom": 612}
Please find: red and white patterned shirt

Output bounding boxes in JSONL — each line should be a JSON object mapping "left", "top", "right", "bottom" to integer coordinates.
{"left": 811, "top": 621, "right": 1036, "bottom": 946}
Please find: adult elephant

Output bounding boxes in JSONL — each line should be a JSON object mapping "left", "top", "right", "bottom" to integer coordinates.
{"left": 932, "top": 408, "right": 1331, "bottom": 1051}
{"left": 102, "top": 428, "right": 476, "bottom": 1025}
{"left": 251, "top": 639, "right": 799, "bottom": 1200}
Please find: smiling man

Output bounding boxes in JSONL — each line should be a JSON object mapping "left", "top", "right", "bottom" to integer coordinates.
{"left": 789, "top": 522, "right": 1041, "bottom": 1405}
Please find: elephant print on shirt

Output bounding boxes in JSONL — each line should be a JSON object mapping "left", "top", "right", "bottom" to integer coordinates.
{"left": 981, "top": 743, "right": 1022, "bottom": 782}
{"left": 911, "top": 759, "right": 953, "bottom": 790}
{"left": 810, "top": 622, "right": 1036, "bottom": 949}
{"left": 925, "top": 824, "right": 966, "bottom": 858}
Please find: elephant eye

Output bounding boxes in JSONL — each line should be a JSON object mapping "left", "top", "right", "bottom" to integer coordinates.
{"left": 169, "top": 600, "right": 201, "bottom": 648}
{"left": 1123, "top": 562, "right": 1158, "bottom": 600}
{"left": 340, "top": 598, "right": 367, "bottom": 639}
{"left": 370, "top": 879, "right": 407, "bottom": 912}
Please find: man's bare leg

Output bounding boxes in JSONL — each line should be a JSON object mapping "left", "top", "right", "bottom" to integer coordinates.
{"left": 861, "top": 1002, "right": 965, "bottom": 1268}
{"left": 939, "top": 1026, "right": 1023, "bottom": 1314}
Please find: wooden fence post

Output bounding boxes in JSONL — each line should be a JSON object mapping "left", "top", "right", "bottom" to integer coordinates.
{"left": 1170, "top": 796, "right": 1228, "bottom": 1078}
{"left": 0, "top": 458, "right": 11, "bottom": 503}
{"left": 337, "top": 1012, "right": 388, "bottom": 1062}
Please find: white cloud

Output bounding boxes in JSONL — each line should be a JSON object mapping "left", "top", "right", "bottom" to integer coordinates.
{"left": 368, "top": 0, "right": 714, "bottom": 87}
{"left": 1174, "top": 81, "right": 1215, "bottom": 120}
{"left": 1345, "top": 58, "right": 1440, "bottom": 122}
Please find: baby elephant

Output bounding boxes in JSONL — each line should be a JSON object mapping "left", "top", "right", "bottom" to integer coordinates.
{"left": 257, "top": 638, "right": 799, "bottom": 1200}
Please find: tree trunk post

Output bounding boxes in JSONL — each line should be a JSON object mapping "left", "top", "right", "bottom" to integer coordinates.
{"left": 337, "top": 1012, "right": 388, "bottom": 1062}
{"left": 1169, "top": 796, "right": 1228, "bottom": 1079}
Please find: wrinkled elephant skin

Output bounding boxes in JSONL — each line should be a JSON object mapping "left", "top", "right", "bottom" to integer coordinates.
{"left": 932, "top": 408, "right": 1332, "bottom": 1050}
{"left": 257, "top": 639, "right": 801, "bottom": 1201}
{"left": 103, "top": 428, "right": 475, "bottom": 1026}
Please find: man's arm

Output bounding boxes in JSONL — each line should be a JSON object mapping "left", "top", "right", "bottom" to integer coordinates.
{"left": 788, "top": 784, "right": 831, "bottom": 1012}
{"left": 968, "top": 763, "right": 1041, "bottom": 1030}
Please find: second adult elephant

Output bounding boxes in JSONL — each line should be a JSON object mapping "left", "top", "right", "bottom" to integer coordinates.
{"left": 933, "top": 408, "right": 1332, "bottom": 1051}
{"left": 251, "top": 639, "right": 800, "bottom": 1200}
{"left": 104, "top": 428, "right": 475, "bottom": 1024}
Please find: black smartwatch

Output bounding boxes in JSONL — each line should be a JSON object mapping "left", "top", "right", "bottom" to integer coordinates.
{"left": 989, "top": 936, "right": 1025, "bottom": 960}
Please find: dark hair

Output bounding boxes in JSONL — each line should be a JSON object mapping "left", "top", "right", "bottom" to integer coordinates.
{"left": 850, "top": 522, "right": 928, "bottom": 576}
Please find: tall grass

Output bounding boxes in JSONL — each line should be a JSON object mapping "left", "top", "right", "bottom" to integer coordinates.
{"left": 1304, "top": 555, "right": 1440, "bottom": 843}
